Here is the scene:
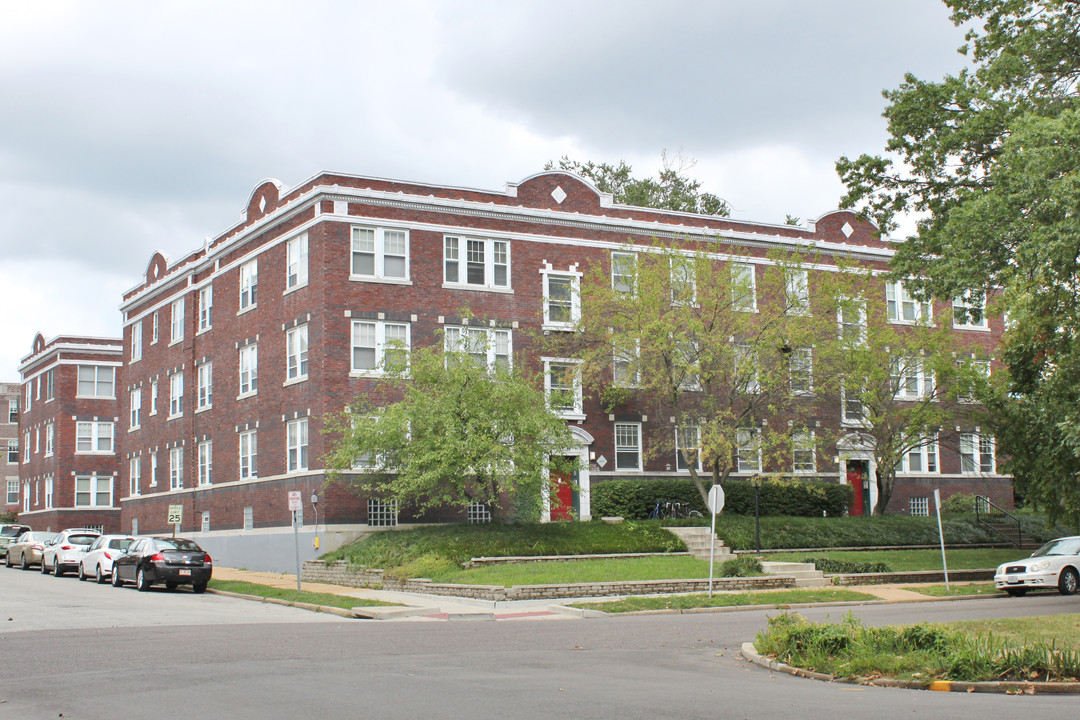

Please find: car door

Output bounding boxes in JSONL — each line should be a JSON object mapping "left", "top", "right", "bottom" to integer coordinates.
{"left": 116, "top": 539, "right": 142, "bottom": 582}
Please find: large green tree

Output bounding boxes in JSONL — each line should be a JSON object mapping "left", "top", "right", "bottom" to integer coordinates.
{"left": 325, "top": 341, "right": 577, "bottom": 522}
{"left": 836, "top": 0, "right": 1080, "bottom": 521}
{"left": 546, "top": 151, "right": 731, "bottom": 216}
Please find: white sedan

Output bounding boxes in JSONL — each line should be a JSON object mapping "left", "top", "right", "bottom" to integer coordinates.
{"left": 78, "top": 535, "right": 137, "bottom": 584}
{"left": 994, "top": 536, "right": 1080, "bottom": 597}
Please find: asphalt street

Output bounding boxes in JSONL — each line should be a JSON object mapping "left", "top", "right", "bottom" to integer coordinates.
{"left": 3, "top": 566, "right": 1078, "bottom": 719}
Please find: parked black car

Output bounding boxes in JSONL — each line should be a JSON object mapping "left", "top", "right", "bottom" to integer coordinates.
{"left": 111, "top": 537, "right": 212, "bottom": 593}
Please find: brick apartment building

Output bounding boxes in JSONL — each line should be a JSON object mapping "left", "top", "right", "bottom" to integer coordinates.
{"left": 2, "top": 382, "right": 20, "bottom": 516}
{"left": 16, "top": 334, "right": 123, "bottom": 533}
{"left": 16, "top": 170, "right": 1011, "bottom": 571}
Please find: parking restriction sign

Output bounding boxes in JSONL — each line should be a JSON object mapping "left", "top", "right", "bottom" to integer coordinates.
{"left": 288, "top": 491, "right": 302, "bottom": 512}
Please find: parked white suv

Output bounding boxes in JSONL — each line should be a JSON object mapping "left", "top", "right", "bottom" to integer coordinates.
{"left": 41, "top": 528, "right": 102, "bottom": 577}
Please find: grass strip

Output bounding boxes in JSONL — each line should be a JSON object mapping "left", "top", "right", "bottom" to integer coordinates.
{"left": 766, "top": 548, "right": 1020, "bottom": 572}
{"left": 571, "top": 588, "right": 875, "bottom": 613}
{"left": 904, "top": 583, "right": 999, "bottom": 597}
{"left": 432, "top": 555, "right": 762, "bottom": 585}
{"left": 208, "top": 579, "right": 400, "bottom": 609}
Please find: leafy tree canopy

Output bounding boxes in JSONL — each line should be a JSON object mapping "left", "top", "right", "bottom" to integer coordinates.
{"left": 546, "top": 151, "right": 731, "bottom": 216}
{"left": 325, "top": 341, "right": 577, "bottom": 522}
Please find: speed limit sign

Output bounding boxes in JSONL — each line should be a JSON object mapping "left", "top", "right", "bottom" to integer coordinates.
{"left": 167, "top": 504, "right": 183, "bottom": 526}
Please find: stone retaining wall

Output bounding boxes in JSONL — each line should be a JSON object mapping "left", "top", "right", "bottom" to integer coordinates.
{"left": 829, "top": 568, "right": 994, "bottom": 585}
{"left": 302, "top": 560, "right": 793, "bottom": 600}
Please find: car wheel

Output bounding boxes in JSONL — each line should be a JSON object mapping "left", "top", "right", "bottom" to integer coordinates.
{"left": 136, "top": 567, "right": 151, "bottom": 592}
{"left": 40, "top": 557, "right": 49, "bottom": 574}
{"left": 78, "top": 564, "right": 87, "bottom": 581}
{"left": 1058, "top": 567, "right": 1079, "bottom": 596}
{"left": 165, "top": 581, "right": 178, "bottom": 591}
{"left": 1006, "top": 588, "right": 1027, "bottom": 597}
{"left": 95, "top": 565, "right": 105, "bottom": 584}
{"left": 21, "top": 554, "right": 28, "bottom": 570}
{"left": 193, "top": 582, "right": 207, "bottom": 594}
{"left": 4, "top": 553, "right": 11, "bottom": 568}
{"left": 111, "top": 566, "right": 123, "bottom": 587}
{"left": 54, "top": 562, "right": 64, "bottom": 577}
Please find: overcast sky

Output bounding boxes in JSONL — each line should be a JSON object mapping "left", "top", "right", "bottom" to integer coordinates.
{"left": 0, "top": 0, "right": 968, "bottom": 378}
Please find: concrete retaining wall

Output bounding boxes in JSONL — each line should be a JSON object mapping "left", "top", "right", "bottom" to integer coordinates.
{"left": 301, "top": 560, "right": 794, "bottom": 600}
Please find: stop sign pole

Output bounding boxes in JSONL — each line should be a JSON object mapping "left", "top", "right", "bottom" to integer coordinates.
{"left": 288, "top": 491, "right": 303, "bottom": 592}
{"left": 707, "top": 484, "right": 726, "bottom": 598}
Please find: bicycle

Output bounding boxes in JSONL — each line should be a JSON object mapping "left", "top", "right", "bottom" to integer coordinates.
{"left": 649, "top": 501, "right": 704, "bottom": 520}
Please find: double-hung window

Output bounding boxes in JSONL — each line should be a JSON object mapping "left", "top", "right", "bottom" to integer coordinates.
{"left": 150, "top": 379, "right": 158, "bottom": 415}
{"left": 170, "top": 298, "right": 185, "bottom": 343}
{"left": 151, "top": 311, "right": 159, "bottom": 344}
{"left": 731, "top": 263, "right": 757, "bottom": 311}
{"left": 286, "top": 234, "right": 308, "bottom": 290}
{"left": 614, "top": 423, "right": 642, "bottom": 471}
{"left": 169, "top": 372, "right": 184, "bottom": 417}
{"left": 898, "top": 436, "right": 938, "bottom": 474}
{"left": 789, "top": 347, "right": 813, "bottom": 395}
{"left": 675, "top": 340, "right": 701, "bottom": 391}
{"left": 43, "top": 370, "right": 54, "bottom": 401}
{"left": 444, "top": 326, "right": 511, "bottom": 372}
{"left": 239, "top": 259, "right": 258, "bottom": 310}
{"left": 286, "top": 325, "right": 309, "bottom": 381}
{"left": 670, "top": 257, "right": 696, "bottom": 305}
{"left": 8, "top": 399, "right": 17, "bottom": 423}
{"left": 613, "top": 341, "right": 640, "bottom": 388}
{"left": 841, "top": 384, "right": 865, "bottom": 425}
{"left": 198, "top": 285, "right": 213, "bottom": 332}
{"left": 542, "top": 272, "right": 580, "bottom": 329}
{"left": 78, "top": 366, "right": 115, "bottom": 398}
{"left": 170, "top": 447, "right": 184, "bottom": 490}
{"left": 734, "top": 342, "right": 759, "bottom": 394}
{"left": 611, "top": 251, "right": 637, "bottom": 294}
{"left": 44, "top": 423, "right": 53, "bottom": 457}
{"left": 76, "top": 421, "right": 114, "bottom": 454}
{"left": 129, "top": 457, "right": 140, "bottom": 496}
{"left": 130, "top": 387, "right": 142, "bottom": 429}
{"left": 351, "top": 226, "right": 408, "bottom": 280}
{"left": 197, "top": 363, "right": 213, "bottom": 410}
{"left": 287, "top": 418, "right": 308, "bottom": 472}
{"left": 239, "top": 344, "right": 258, "bottom": 396}
{"left": 7, "top": 440, "right": 18, "bottom": 464}
{"left": 75, "top": 476, "right": 111, "bottom": 507}
{"left": 675, "top": 424, "right": 701, "bottom": 471}
{"left": 838, "top": 300, "right": 867, "bottom": 347}
{"left": 6, "top": 478, "right": 18, "bottom": 505}
{"left": 239, "top": 430, "right": 257, "bottom": 480}
{"left": 792, "top": 430, "right": 816, "bottom": 474}
{"left": 960, "top": 433, "right": 995, "bottom": 474}
{"left": 198, "top": 441, "right": 212, "bottom": 486}
{"left": 953, "top": 291, "right": 987, "bottom": 329}
{"left": 544, "top": 360, "right": 583, "bottom": 418}
{"left": 351, "top": 321, "right": 410, "bottom": 374}
{"left": 131, "top": 321, "right": 142, "bottom": 361}
{"left": 444, "top": 236, "right": 509, "bottom": 289}
{"left": 785, "top": 269, "right": 809, "bottom": 315}
{"left": 886, "top": 281, "right": 931, "bottom": 323}
{"left": 891, "top": 357, "right": 935, "bottom": 399}
{"left": 736, "top": 427, "right": 761, "bottom": 473}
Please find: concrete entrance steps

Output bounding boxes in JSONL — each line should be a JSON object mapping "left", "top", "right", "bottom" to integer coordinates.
{"left": 666, "top": 527, "right": 734, "bottom": 561}
{"left": 759, "top": 561, "right": 828, "bottom": 588}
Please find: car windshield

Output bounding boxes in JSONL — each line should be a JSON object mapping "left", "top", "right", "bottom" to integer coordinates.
{"left": 109, "top": 538, "right": 135, "bottom": 550}
{"left": 68, "top": 534, "right": 98, "bottom": 545}
{"left": 1032, "top": 538, "right": 1080, "bottom": 557}
{"left": 1, "top": 526, "right": 28, "bottom": 538}
{"left": 155, "top": 538, "right": 202, "bottom": 552}
{"left": 23, "top": 532, "right": 52, "bottom": 543}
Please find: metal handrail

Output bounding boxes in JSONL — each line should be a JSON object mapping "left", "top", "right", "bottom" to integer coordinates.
{"left": 974, "top": 495, "right": 1023, "bottom": 547}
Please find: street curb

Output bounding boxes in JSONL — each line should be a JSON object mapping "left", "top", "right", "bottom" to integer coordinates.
{"left": 739, "top": 642, "right": 1080, "bottom": 694}
{"left": 206, "top": 588, "right": 370, "bottom": 618}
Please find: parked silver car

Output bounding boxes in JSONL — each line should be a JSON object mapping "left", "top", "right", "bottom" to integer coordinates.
{"left": 994, "top": 535, "right": 1080, "bottom": 596}
{"left": 5, "top": 531, "right": 56, "bottom": 569}
{"left": 78, "top": 534, "right": 136, "bottom": 583}
{"left": 41, "top": 528, "right": 101, "bottom": 576}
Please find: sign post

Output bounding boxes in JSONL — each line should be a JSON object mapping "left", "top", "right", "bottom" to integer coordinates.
{"left": 167, "top": 504, "right": 183, "bottom": 538}
{"left": 707, "top": 484, "right": 726, "bottom": 598}
{"left": 288, "top": 491, "right": 303, "bottom": 592}
{"left": 934, "top": 488, "right": 950, "bottom": 591}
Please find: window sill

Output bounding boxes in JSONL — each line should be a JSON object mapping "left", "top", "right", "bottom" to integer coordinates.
{"left": 169, "top": 338, "right": 183, "bottom": 347}
{"left": 74, "top": 451, "right": 115, "bottom": 456}
{"left": 349, "top": 276, "right": 413, "bottom": 286}
{"left": 237, "top": 304, "right": 257, "bottom": 317}
{"left": 542, "top": 323, "right": 577, "bottom": 333}
{"left": 237, "top": 391, "right": 257, "bottom": 401}
{"left": 195, "top": 405, "right": 212, "bottom": 415}
{"left": 441, "top": 282, "right": 514, "bottom": 294}
{"left": 283, "top": 282, "right": 308, "bottom": 296}
{"left": 196, "top": 327, "right": 212, "bottom": 336}
{"left": 953, "top": 324, "right": 990, "bottom": 332}
{"left": 283, "top": 376, "right": 308, "bottom": 387}
{"left": 128, "top": 426, "right": 140, "bottom": 433}
{"left": 167, "top": 413, "right": 184, "bottom": 422}
{"left": 557, "top": 412, "right": 587, "bottom": 422}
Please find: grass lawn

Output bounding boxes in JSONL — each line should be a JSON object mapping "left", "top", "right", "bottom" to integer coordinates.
{"left": 572, "top": 588, "right": 876, "bottom": 613}
{"left": 431, "top": 555, "right": 718, "bottom": 585}
{"left": 948, "top": 614, "right": 1080, "bottom": 648}
{"left": 905, "top": 582, "right": 999, "bottom": 597}
{"left": 208, "top": 579, "right": 400, "bottom": 609}
{"left": 766, "top": 548, "right": 1021, "bottom": 572}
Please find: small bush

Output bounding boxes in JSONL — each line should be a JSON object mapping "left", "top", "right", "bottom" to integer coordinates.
{"left": 802, "top": 557, "right": 892, "bottom": 574}
{"left": 940, "top": 492, "right": 978, "bottom": 515}
{"left": 719, "top": 556, "right": 763, "bottom": 577}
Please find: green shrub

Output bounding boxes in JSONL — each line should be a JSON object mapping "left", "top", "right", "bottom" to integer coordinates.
{"left": 802, "top": 557, "right": 892, "bottom": 574}
{"left": 719, "top": 556, "right": 763, "bottom": 577}
{"left": 714, "top": 515, "right": 1000, "bottom": 550}
{"left": 591, "top": 477, "right": 852, "bottom": 519}
{"left": 940, "top": 492, "right": 978, "bottom": 515}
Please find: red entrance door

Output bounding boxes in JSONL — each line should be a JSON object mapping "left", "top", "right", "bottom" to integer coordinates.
{"left": 551, "top": 470, "right": 574, "bottom": 521}
{"left": 847, "top": 463, "right": 865, "bottom": 517}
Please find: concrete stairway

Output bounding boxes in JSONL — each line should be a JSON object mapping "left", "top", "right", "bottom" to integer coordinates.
{"left": 758, "top": 560, "right": 828, "bottom": 588}
{"left": 666, "top": 527, "right": 733, "bottom": 561}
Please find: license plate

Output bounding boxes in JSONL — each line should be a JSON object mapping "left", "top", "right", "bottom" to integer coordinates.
{"left": 179, "top": 569, "right": 191, "bottom": 576}
{"left": 1006, "top": 575, "right": 1019, "bottom": 584}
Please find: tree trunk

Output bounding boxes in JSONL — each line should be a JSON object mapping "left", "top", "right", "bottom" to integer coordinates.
{"left": 872, "top": 466, "right": 894, "bottom": 516}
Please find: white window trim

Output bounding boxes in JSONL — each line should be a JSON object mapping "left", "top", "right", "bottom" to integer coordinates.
{"left": 785, "top": 269, "right": 810, "bottom": 316}
{"left": 131, "top": 321, "right": 142, "bottom": 362}
{"left": 197, "top": 440, "right": 212, "bottom": 486}
{"left": 130, "top": 387, "right": 142, "bottom": 430}
{"left": 960, "top": 432, "right": 996, "bottom": 474}
{"left": 74, "top": 475, "right": 111, "bottom": 508}
{"left": 838, "top": 299, "right": 867, "bottom": 346}
{"left": 886, "top": 281, "right": 932, "bottom": 324}
{"left": 170, "top": 298, "right": 185, "bottom": 345}
{"left": 44, "top": 423, "right": 54, "bottom": 457}
{"left": 792, "top": 429, "right": 816, "bottom": 474}
{"left": 675, "top": 424, "right": 703, "bottom": 472}
{"left": 669, "top": 256, "right": 697, "bottom": 306}
{"left": 953, "top": 291, "right": 988, "bottom": 330}
{"left": 788, "top": 346, "right": 814, "bottom": 395}
{"left": 196, "top": 362, "right": 213, "bottom": 412}
{"left": 77, "top": 365, "right": 116, "bottom": 399}
{"left": 611, "top": 251, "right": 637, "bottom": 295}
{"left": 614, "top": 422, "right": 642, "bottom": 472}
{"left": 75, "top": 421, "right": 114, "bottom": 455}
{"left": 197, "top": 285, "right": 213, "bottom": 333}
{"left": 285, "top": 325, "right": 309, "bottom": 384}
{"left": 841, "top": 384, "right": 867, "bottom": 427}
{"left": 736, "top": 427, "right": 762, "bottom": 473}
{"left": 444, "top": 325, "right": 513, "bottom": 372}
{"left": 897, "top": 436, "right": 939, "bottom": 475}
{"left": 238, "top": 259, "right": 258, "bottom": 313}
{"left": 350, "top": 320, "right": 411, "bottom": 376}
{"left": 239, "top": 429, "right": 257, "bottom": 480}
{"left": 287, "top": 418, "right": 309, "bottom": 473}
{"left": 149, "top": 379, "right": 158, "bottom": 416}
{"left": 285, "top": 233, "right": 309, "bottom": 293}
{"left": 443, "top": 235, "right": 512, "bottom": 291}
{"left": 350, "top": 225, "right": 412, "bottom": 283}
{"left": 238, "top": 344, "right": 258, "bottom": 398}
{"left": 543, "top": 358, "right": 584, "bottom": 420}
{"left": 169, "top": 447, "right": 184, "bottom": 490}
{"left": 613, "top": 340, "right": 641, "bottom": 389}
{"left": 169, "top": 372, "right": 184, "bottom": 419}
{"left": 540, "top": 266, "right": 582, "bottom": 331}
{"left": 731, "top": 263, "right": 758, "bottom": 312}
{"left": 129, "top": 456, "right": 141, "bottom": 497}
{"left": 892, "top": 357, "right": 936, "bottom": 400}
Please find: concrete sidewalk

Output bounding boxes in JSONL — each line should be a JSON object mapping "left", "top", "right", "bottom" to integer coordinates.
{"left": 212, "top": 567, "right": 980, "bottom": 621}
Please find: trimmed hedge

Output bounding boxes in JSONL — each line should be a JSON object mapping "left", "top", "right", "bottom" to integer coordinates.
{"left": 591, "top": 476, "right": 853, "bottom": 519}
